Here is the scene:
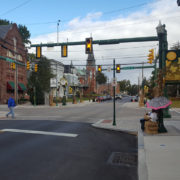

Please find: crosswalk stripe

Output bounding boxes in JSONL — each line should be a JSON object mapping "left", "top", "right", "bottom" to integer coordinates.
{"left": 1, "top": 129, "right": 78, "bottom": 137}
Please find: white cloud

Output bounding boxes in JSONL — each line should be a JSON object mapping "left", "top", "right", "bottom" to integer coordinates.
{"left": 29, "top": 0, "right": 180, "bottom": 84}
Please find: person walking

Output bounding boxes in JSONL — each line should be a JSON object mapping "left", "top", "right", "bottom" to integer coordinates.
{"left": 6, "top": 95, "right": 16, "bottom": 118}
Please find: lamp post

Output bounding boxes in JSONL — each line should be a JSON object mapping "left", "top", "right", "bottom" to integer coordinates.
{"left": 57, "top": 20, "right": 60, "bottom": 44}
{"left": 156, "top": 21, "right": 169, "bottom": 133}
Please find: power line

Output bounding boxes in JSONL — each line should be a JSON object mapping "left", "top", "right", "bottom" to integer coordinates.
{"left": 0, "top": 0, "right": 33, "bottom": 16}
{"left": 24, "top": 2, "right": 148, "bottom": 25}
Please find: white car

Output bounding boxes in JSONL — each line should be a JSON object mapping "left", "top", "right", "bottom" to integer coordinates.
{"left": 115, "top": 94, "right": 122, "bottom": 100}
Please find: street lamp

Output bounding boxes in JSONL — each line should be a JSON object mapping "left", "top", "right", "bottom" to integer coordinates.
{"left": 57, "top": 20, "right": 60, "bottom": 44}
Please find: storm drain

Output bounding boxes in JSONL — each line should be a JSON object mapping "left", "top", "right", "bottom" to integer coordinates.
{"left": 107, "top": 152, "right": 137, "bottom": 167}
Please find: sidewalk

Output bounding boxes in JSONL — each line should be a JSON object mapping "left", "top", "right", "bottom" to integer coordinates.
{"left": 0, "top": 100, "right": 94, "bottom": 119}
{"left": 92, "top": 102, "right": 180, "bottom": 180}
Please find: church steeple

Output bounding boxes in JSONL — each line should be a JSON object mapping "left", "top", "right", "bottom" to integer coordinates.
{"left": 87, "top": 53, "right": 95, "bottom": 67}
{"left": 86, "top": 51, "right": 96, "bottom": 93}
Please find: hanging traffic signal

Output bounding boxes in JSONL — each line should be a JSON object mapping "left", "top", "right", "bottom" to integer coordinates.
{"left": 98, "top": 65, "right": 102, "bottom": 72}
{"left": 12, "top": 62, "right": 16, "bottom": 70}
{"left": 116, "top": 64, "right": 120, "bottom": 73}
{"left": 36, "top": 46, "right": 42, "bottom": 59}
{"left": 85, "top": 37, "right": 93, "bottom": 54}
{"left": 27, "top": 61, "right": 30, "bottom": 70}
{"left": 34, "top": 64, "right": 38, "bottom": 72}
{"left": 147, "top": 49, "right": 154, "bottom": 64}
{"left": 61, "top": 45, "right": 68, "bottom": 57}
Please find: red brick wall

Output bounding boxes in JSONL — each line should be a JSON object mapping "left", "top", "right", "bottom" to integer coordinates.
{"left": 96, "top": 83, "right": 120, "bottom": 96}
{"left": 84, "top": 66, "right": 96, "bottom": 94}
{"left": 0, "top": 24, "right": 27, "bottom": 104}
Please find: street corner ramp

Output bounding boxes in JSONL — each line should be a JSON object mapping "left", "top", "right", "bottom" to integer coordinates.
{"left": 92, "top": 119, "right": 138, "bottom": 136}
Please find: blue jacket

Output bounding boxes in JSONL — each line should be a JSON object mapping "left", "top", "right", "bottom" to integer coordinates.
{"left": 8, "top": 98, "right": 16, "bottom": 108}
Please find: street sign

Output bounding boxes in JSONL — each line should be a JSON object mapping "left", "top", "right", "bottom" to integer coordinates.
{"left": 107, "top": 66, "right": 111, "bottom": 72}
{"left": 112, "top": 78, "right": 117, "bottom": 87}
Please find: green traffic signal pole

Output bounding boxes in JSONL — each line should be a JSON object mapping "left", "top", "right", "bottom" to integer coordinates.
{"left": 113, "top": 59, "right": 116, "bottom": 126}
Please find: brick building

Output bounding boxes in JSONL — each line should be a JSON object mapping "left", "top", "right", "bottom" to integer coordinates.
{"left": 96, "top": 83, "right": 120, "bottom": 96}
{"left": 0, "top": 24, "right": 27, "bottom": 104}
{"left": 84, "top": 53, "right": 96, "bottom": 94}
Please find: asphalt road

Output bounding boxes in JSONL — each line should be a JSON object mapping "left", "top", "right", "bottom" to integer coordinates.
{"left": 0, "top": 98, "right": 138, "bottom": 180}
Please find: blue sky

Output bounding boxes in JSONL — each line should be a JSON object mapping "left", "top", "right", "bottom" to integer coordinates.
{"left": 0, "top": 0, "right": 179, "bottom": 84}
{"left": 0, "top": 0, "right": 151, "bottom": 37}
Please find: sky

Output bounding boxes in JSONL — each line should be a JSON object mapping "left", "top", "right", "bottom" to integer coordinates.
{"left": 0, "top": 0, "right": 180, "bottom": 84}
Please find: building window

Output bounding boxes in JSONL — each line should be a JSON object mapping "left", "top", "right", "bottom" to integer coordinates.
{"left": 13, "top": 37, "right": 17, "bottom": 52}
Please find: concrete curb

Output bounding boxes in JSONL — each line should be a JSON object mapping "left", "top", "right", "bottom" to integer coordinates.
{"left": 92, "top": 119, "right": 138, "bottom": 135}
{"left": 138, "top": 131, "right": 148, "bottom": 180}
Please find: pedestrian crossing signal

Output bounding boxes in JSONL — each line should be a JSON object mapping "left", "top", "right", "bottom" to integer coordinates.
{"left": 61, "top": 45, "right": 68, "bottom": 57}
{"left": 116, "top": 64, "right": 120, "bottom": 73}
{"left": 98, "top": 65, "right": 102, "bottom": 72}
{"left": 85, "top": 38, "right": 92, "bottom": 54}
{"left": 36, "top": 46, "right": 42, "bottom": 59}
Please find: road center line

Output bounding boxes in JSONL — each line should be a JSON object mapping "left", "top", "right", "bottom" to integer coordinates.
{"left": 1, "top": 129, "right": 78, "bottom": 137}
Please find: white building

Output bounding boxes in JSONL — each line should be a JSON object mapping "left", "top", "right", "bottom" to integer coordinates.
{"left": 50, "top": 59, "right": 64, "bottom": 98}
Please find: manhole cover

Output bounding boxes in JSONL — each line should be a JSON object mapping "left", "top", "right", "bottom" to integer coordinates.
{"left": 107, "top": 152, "right": 137, "bottom": 167}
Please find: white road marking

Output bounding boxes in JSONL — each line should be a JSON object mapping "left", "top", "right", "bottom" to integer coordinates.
{"left": 1, "top": 129, "right": 78, "bottom": 137}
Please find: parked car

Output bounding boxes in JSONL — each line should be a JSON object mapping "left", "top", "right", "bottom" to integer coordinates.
{"left": 96, "top": 96, "right": 104, "bottom": 102}
{"left": 115, "top": 94, "right": 122, "bottom": 100}
{"left": 131, "top": 96, "right": 138, "bottom": 102}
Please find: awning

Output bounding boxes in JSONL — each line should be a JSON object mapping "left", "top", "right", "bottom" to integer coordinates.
{"left": 7, "top": 81, "right": 15, "bottom": 90}
{"left": 18, "top": 83, "right": 27, "bottom": 91}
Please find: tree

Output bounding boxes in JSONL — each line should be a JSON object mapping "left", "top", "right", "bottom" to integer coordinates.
{"left": 118, "top": 80, "right": 131, "bottom": 94}
{"left": 18, "top": 24, "right": 31, "bottom": 44}
{"left": 129, "top": 84, "right": 138, "bottom": 95}
{"left": 96, "top": 72, "right": 107, "bottom": 84}
{"left": 0, "top": 19, "right": 31, "bottom": 44}
{"left": 27, "top": 55, "right": 54, "bottom": 105}
{"left": 170, "top": 41, "right": 180, "bottom": 50}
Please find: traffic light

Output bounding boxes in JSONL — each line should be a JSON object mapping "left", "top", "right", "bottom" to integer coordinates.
{"left": 12, "top": 62, "right": 16, "bottom": 70}
{"left": 34, "top": 64, "right": 38, "bottom": 72}
{"left": 98, "top": 65, "right": 102, "bottom": 72}
{"left": 61, "top": 45, "right": 68, "bottom": 57}
{"left": 36, "top": 46, "right": 42, "bottom": 59}
{"left": 85, "top": 37, "right": 93, "bottom": 54}
{"left": 147, "top": 49, "right": 154, "bottom": 64}
{"left": 27, "top": 61, "right": 30, "bottom": 70}
{"left": 116, "top": 64, "right": 120, "bottom": 73}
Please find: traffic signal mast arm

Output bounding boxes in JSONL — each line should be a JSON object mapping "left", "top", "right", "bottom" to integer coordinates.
{"left": 31, "top": 36, "right": 158, "bottom": 47}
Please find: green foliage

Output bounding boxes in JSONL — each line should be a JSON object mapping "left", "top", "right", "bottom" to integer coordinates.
{"left": 18, "top": 24, "right": 31, "bottom": 44}
{"left": 27, "top": 55, "right": 54, "bottom": 105}
{"left": 128, "top": 84, "right": 138, "bottom": 95}
{"left": 118, "top": 79, "right": 138, "bottom": 95}
{"left": 0, "top": 19, "right": 31, "bottom": 44}
{"left": 118, "top": 80, "right": 131, "bottom": 92}
{"left": 0, "top": 19, "right": 11, "bottom": 25}
{"left": 96, "top": 72, "right": 107, "bottom": 84}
